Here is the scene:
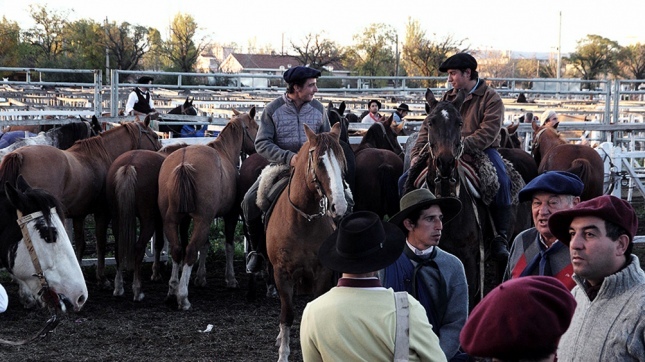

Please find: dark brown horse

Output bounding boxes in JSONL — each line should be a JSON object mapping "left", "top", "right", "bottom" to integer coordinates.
{"left": 0, "top": 119, "right": 161, "bottom": 287}
{"left": 106, "top": 142, "right": 188, "bottom": 301}
{"left": 266, "top": 123, "right": 348, "bottom": 362}
{"left": 531, "top": 122, "right": 604, "bottom": 200}
{"left": 158, "top": 96, "right": 200, "bottom": 137}
{"left": 405, "top": 89, "right": 531, "bottom": 308}
{"left": 158, "top": 107, "right": 257, "bottom": 310}
{"left": 353, "top": 115, "right": 404, "bottom": 219}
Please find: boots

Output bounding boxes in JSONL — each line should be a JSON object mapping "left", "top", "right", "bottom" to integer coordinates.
{"left": 245, "top": 216, "right": 266, "bottom": 274}
{"left": 490, "top": 205, "right": 512, "bottom": 262}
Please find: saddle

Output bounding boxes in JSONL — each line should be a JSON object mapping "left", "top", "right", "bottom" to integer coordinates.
{"left": 413, "top": 149, "right": 524, "bottom": 205}
{"left": 256, "top": 163, "right": 291, "bottom": 227}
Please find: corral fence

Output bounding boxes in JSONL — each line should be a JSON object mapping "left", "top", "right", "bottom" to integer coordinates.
{"left": 3, "top": 67, "right": 645, "bottom": 248}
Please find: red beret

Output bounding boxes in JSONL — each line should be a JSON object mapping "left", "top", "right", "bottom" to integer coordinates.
{"left": 460, "top": 276, "right": 576, "bottom": 360}
{"left": 548, "top": 195, "right": 637, "bottom": 245}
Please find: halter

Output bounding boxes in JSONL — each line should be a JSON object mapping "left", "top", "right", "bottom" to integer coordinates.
{"left": 427, "top": 134, "right": 465, "bottom": 188}
{"left": 134, "top": 122, "right": 160, "bottom": 150}
{"left": 374, "top": 121, "right": 404, "bottom": 157}
{"left": 180, "top": 103, "right": 197, "bottom": 116}
{"left": 287, "top": 147, "right": 330, "bottom": 221}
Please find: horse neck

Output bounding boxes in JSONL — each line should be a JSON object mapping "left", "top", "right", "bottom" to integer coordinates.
{"left": 210, "top": 121, "right": 244, "bottom": 166}
{"left": 536, "top": 128, "right": 564, "bottom": 157}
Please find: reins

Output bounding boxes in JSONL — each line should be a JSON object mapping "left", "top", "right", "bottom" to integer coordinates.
{"left": 0, "top": 208, "right": 61, "bottom": 346}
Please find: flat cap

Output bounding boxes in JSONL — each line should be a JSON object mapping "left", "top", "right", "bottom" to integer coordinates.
{"left": 460, "top": 276, "right": 576, "bottom": 360}
{"left": 283, "top": 66, "right": 321, "bottom": 83}
{"left": 518, "top": 171, "right": 584, "bottom": 202}
{"left": 439, "top": 53, "right": 477, "bottom": 72}
{"left": 548, "top": 195, "right": 638, "bottom": 244}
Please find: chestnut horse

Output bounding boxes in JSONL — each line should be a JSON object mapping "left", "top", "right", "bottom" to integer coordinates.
{"left": 266, "top": 123, "right": 348, "bottom": 362}
{"left": 531, "top": 122, "right": 604, "bottom": 200}
{"left": 158, "top": 107, "right": 258, "bottom": 310}
{"left": 0, "top": 119, "right": 161, "bottom": 287}
{"left": 405, "top": 89, "right": 531, "bottom": 308}
{"left": 353, "top": 115, "right": 404, "bottom": 219}
{"left": 106, "top": 143, "right": 188, "bottom": 301}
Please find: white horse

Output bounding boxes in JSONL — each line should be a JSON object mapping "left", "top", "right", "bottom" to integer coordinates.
{"left": 0, "top": 176, "right": 88, "bottom": 312}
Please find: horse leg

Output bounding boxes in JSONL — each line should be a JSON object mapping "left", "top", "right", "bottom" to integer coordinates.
{"left": 94, "top": 211, "right": 111, "bottom": 289}
{"left": 177, "top": 263, "right": 194, "bottom": 310}
{"left": 151, "top": 216, "right": 166, "bottom": 282}
{"left": 72, "top": 216, "right": 87, "bottom": 265}
{"left": 190, "top": 218, "right": 211, "bottom": 288}
{"left": 274, "top": 268, "right": 295, "bottom": 362}
{"left": 223, "top": 213, "right": 240, "bottom": 288}
{"left": 164, "top": 220, "right": 183, "bottom": 306}
{"left": 194, "top": 243, "right": 209, "bottom": 288}
{"left": 132, "top": 221, "right": 153, "bottom": 302}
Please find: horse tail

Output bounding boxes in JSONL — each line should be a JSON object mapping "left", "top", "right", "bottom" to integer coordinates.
{"left": 568, "top": 158, "right": 601, "bottom": 200}
{"left": 378, "top": 164, "right": 401, "bottom": 218}
{"left": 114, "top": 165, "right": 138, "bottom": 271}
{"left": 0, "top": 152, "right": 24, "bottom": 187}
{"left": 171, "top": 163, "right": 197, "bottom": 213}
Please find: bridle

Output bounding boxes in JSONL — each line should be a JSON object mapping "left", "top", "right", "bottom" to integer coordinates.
{"left": 0, "top": 208, "right": 61, "bottom": 346}
{"left": 427, "top": 133, "right": 465, "bottom": 190}
{"left": 288, "top": 147, "right": 332, "bottom": 221}
{"left": 134, "top": 122, "right": 161, "bottom": 151}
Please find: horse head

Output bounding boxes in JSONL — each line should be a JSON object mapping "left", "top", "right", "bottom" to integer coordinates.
{"left": 531, "top": 122, "right": 565, "bottom": 167}
{"left": 297, "top": 123, "right": 348, "bottom": 219}
{"left": 2, "top": 176, "right": 88, "bottom": 312}
{"left": 423, "top": 88, "right": 466, "bottom": 197}
{"left": 231, "top": 106, "right": 258, "bottom": 155}
{"left": 327, "top": 101, "right": 349, "bottom": 143}
{"left": 358, "top": 114, "right": 404, "bottom": 158}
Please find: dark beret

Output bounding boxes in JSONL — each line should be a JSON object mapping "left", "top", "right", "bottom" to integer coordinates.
{"left": 137, "top": 76, "right": 154, "bottom": 84}
{"left": 439, "top": 53, "right": 477, "bottom": 72}
{"left": 518, "top": 171, "right": 584, "bottom": 202}
{"left": 548, "top": 195, "right": 638, "bottom": 245}
{"left": 283, "top": 66, "right": 321, "bottom": 83}
{"left": 460, "top": 276, "right": 576, "bottom": 360}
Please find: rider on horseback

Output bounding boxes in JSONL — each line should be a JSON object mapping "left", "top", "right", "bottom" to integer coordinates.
{"left": 125, "top": 76, "right": 158, "bottom": 118}
{"left": 410, "top": 53, "right": 513, "bottom": 262}
{"left": 242, "top": 66, "right": 330, "bottom": 273}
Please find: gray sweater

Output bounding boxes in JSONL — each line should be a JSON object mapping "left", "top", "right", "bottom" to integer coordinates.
{"left": 557, "top": 255, "right": 645, "bottom": 361}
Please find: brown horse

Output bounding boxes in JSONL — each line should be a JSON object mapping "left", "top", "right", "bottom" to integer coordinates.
{"left": 0, "top": 119, "right": 161, "bottom": 286}
{"left": 266, "top": 123, "right": 348, "bottom": 362}
{"left": 405, "top": 89, "right": 531, "bottom": 308}
{"left": 106, "top": 142, "right": 188, "bottom": 301}
{"left": 353, "top": 115, "right": 404, "bottom": 219}
{"left": 158, "top": 107, "right": 258, "bottom": 310}
{"left": 531, "top": 122, "right": 604, "bottom": 200}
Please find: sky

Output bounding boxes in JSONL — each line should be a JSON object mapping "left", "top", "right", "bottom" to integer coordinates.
{"left": 2, "top": 0, "right": 644, "bottom": 55}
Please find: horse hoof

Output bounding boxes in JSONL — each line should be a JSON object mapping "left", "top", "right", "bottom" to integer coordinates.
{"left": 133, "top": 293, "right": 145, "bottom": 302}
{"left": 266, "top": 285, "right": 278, "bottom": 299}
{"left": 226, "top": 280, "right": 239, "bottom": 289}
{"left": 193, "top": 277, "right": 207, "bottom": 288}
{"left": 113, "top": 288, "right": 124, "bottom": 297}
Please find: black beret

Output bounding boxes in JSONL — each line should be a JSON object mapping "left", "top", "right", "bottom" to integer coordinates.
{"left": 518, "top": 171, "right": 584, "bottom": 203}
{"left": 137, "top": 76, "right": 154, "bottom": 84}
{"left": 283, "top": 66, "right": 321, "bottom": 83}
{"left": 439, "top": 53, "right": 477, "bottom": 72}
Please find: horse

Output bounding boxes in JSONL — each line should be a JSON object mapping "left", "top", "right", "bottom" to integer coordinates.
{"left": 404, "top": 89, "right": 531, "bottom": 308}
{"left": 266, "top": 123, "right": 348, "bottom": 362}
{"left": 352, "top": 115, "right": 404, "bottom": 219}
{"left": 531, "top": 121, "right": 604, "bottom": 201}
{"left": 0, "top": 175, "right": 87, "bottom": 312}
{"left": 158, "top": 96, "right": 202, "bottom": 137}
{"left": 106, "top": 142, "right": 188, "bottom": 302}
{"left": 0, "top": 119, "right": 161, "bottom": 287}
{"left": 499, "top": 120, "right": 521, "bottom": 149}
{"left": 327, "top": 101, "right": 356, "bottom": 193}
{"left": 0, "top": 116, "right": 102, "bottom": 161}
{"left": 158, "top": 107, "right": 258, "bottom": 310}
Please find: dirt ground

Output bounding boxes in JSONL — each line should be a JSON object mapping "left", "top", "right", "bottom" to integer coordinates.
{"left": 0, "top": 248, "right": 306, "bottom": 362}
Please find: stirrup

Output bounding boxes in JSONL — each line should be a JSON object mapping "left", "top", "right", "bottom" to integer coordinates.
{"left": 245, "top": 251, "right": 264, "bottom": 274}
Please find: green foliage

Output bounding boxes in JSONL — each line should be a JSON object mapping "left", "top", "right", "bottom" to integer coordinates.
{"left": 619, "top": 43, "right": 645, "bottom": 80}
{"left": 0, "top": 17, "right": 22, "bottom": 67}
{"left": 158, "top": 13, "right": 206, "bottom": 74}
{"left": 568, "top": 34, "right": 621, "bottom": 86}
{"left": 348, "top": 23, "right": 397, "bottom": 87}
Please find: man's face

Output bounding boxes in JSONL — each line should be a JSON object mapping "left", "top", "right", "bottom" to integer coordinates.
{"left": 404, "top": 205, "right": 443, "bottom": 250}
{"left": 543, "top": 114, "right": 559, "bottom": 128}
{"left": 293, "top": 78, "right": 318, "bottom": 103}
{"left": 447, "top": 69, "right": 470, "bottom": 90}
{"left": 568, "top": 215, "right": 628, "bottom": 285}
{"left": 531, "top": 192, "right": 578, "bottom": 243}
{"left": 369, "top": 103, "right": 380, "bottom": 114}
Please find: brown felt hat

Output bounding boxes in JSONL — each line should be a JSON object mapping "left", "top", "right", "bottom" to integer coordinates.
{"left": 389, "top": 189, "right": 462, "bottom": 230}
{"left": 319, "top": 211, "right": 405, "bottom": 274}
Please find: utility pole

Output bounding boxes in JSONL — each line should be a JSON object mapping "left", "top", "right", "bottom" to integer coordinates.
{"left": 556, "top": 11, "right": 562, "bottom": 96}
{"left": 394, "top": 33, "right": 399, "bottom": 89}
{"left": 104, "top": 17, "right": 110, "bottom": 86}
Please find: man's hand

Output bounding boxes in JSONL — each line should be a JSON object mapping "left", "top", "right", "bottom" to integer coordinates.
{"left": 290, "top": 154, "right": 298, "bottom": 167}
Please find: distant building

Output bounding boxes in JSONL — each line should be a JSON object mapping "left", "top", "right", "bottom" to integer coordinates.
{"left": 195, "top": 44, "right": 237, "bottom": 73}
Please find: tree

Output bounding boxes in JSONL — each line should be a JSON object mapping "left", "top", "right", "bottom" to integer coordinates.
{"left": 0, "top": 17, "right": 22, "bottom": 68}
{"left": 23, "top": 4, "right": 68, "bottom": 65}
{"left": 61, "top": 19, "right": 105, "bottom": 71}
{"left": 401, "top": 18, "right": 467, "bottom": 87}
{"left": 618, "top": 43, "right": 645, "bottom": 90}
{"left": 348, "top": 23, "right": 397, "bottom": 87}
{"left": 159, "top": 13, "right": 207, "bottom": 74}
{"left": 568, "top": 34, "right": 621, "bottom": 88}
{"left": 103, "top": 21, "right": 153, "bottom": 73}
{"left": 291, "top": 33, "right": 345, "bottom": 70}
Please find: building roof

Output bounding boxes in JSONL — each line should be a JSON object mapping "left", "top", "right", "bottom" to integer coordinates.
{"left": 230, "top": 53, "right": 302, "bottom": 69}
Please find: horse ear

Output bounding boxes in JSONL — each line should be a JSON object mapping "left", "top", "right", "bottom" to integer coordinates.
{"left": 452, "top": 89, "right": 466, "bottom": 109}
{"left": 507, "top": 120, "right": 519, "bottom": 134}
{"left": 383, "top": 114, "right": 393, "bottom": 127}
{"left": 5, "top": 177, "right": 30, "bottom": 209}
{"left": 532, "top": 118, "right": 540, "bottom": 132}
{"left": 394, "top": 120, "right": 405, "bottom": 135}
{"left": 338, "top": 101, "right": 346, "bottom": 115}
{"left": 330, "top": 122, "right": 341, "bottom": 141}
{"left": 304, "top": 124, "right": 316, "bottom": 142}
{"left": 232, "top": 108, "right": 241, "bottom": 116}
{"left": 249, "top": 106, "right": 256, "bottom": 119}
{"left": 425, "top": 88, "right": 438, "bottom": 109}
{"left": 143, "top": 115, "right": 151, "bottom": 127}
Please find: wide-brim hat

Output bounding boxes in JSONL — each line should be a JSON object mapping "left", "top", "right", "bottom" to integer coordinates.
{"left": 283, "top": 66, "right": 321, "bottom": 83}
{"left": 548, "top": 195, "right": 638, "bottom": 245}
{"left": 397, "top": 103, "right": 410, "bottom": 112}
{"left": 460, "top": 276, "right": 576, "bottom": 359}
{"left": 137, "top": 76, "right": 154, "bottom": 84}
{"left": 439, "top": 53, "right": 477, "bottom": 72}
{"left": 389, "top": 189, "right": 462, "bottom": 230}
{"left": 518, "top": 171, "right": 584, "bottom": 202}
{"left": 319, "top": 211, "right": 405, "bottom": 274}
{"left": 368, "top": 99, "right": 382, "bottom": 109}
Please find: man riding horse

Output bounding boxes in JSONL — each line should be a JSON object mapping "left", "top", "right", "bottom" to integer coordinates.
{"left": 242, "top": 66, "right": 333, "bottom": 273}
{"left": 409, "top": 53, "right": 512, "bottom": 262}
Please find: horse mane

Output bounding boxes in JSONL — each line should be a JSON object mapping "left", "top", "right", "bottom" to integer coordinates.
{"left": 71, "top": 137, "right": 112, "bottom": 165}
